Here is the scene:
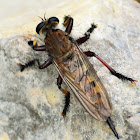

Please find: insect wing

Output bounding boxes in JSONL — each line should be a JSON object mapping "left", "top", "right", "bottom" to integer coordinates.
{"left": 54, "top": 43, "right": 112, "bottom": 121}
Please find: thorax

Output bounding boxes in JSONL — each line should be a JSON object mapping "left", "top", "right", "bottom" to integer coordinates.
{"left": 44, "top": 29, "right": 73, "bottom": 59}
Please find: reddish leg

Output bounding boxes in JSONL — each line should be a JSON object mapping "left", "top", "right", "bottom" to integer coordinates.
{"left": 18, "top": 59, "right": 52, "bottom": 72}
{"left": 57, "top": 75, "right": 70, "bottom": 118}
{"left": 84, "top": 51, "right": 137, "bottom": 85}
{"left": 76, "top": 23, "right": 97, "bottom": 45}
{"left": 63, "top": 15, "right": 73, "bottom": 34}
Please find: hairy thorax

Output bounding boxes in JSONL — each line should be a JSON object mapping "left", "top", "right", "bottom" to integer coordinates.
{"left": 44, "top": 29, "right": 73, "bottom": 59}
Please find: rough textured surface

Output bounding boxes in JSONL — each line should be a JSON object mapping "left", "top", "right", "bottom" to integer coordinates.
{"left": 0, "top": 0, "right": 140, "bottom": 140}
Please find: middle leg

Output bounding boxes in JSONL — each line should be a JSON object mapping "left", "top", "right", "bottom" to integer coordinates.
{"left": 57, "top": 75, "right": 70, "bottom": 118}
{"left": 28, "top": 40, "right": 46, "bottom": 51}
{"left": 18, "top": 59, "right": 52, "bottom": 72}
{"left": 76, "top": 23, "right": 97, "bottom": 45}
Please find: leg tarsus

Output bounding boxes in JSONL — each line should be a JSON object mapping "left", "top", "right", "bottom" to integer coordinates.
{"left": 106, "top": 117, "right": 119, "bottom": 139}
{"left": 28, "top": 40, "right": 34, "bottom": 46}
{"left": 18, "top": 63, "right": 27, "bottom": 72}
{"left": 18, "top": 59, "right": 39, "bottom": 72}
{"left": 110, "top": 71, "right": 137, "bottom": 85}
{"left": 87, "top": 23, "right": 97, "bottom": 33}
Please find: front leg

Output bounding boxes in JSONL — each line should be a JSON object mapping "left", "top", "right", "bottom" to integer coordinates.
{"left": 63, "top": 15, "right": 73, "bottom": 34}
{"left": 18, "top": 59, "right": 52, "bottom": 72}
{"left": 28, "top": 40, "right": 46, "bottom": 51}
{"left": 76, "top": 23, "right": 97, "bottom": 45}
{"left": 84, "top": 51, "right": 137, "bottom": 85}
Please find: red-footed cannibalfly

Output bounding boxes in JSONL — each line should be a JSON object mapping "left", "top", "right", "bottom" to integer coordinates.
{"left": 18, "top": 15, "right": 137, "bottom": 139}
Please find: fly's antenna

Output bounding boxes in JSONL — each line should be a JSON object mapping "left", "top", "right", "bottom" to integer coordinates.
{"left": 38, "top": 16, "right": 44, "bottom": 21}
{"left": 44, "top": 13, "right": 47, "bottom": 20}
{"left": 106, "top": 117, "right": 119, "bottom": 139}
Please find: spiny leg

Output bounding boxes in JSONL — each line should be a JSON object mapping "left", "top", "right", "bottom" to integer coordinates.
{"left": 63, "top": 15, "right": 73, "bottom": 34}
{"left": 84, "top": 51, "right": 137, "bottom": 85}
{"left": 57, "top": 75, "right": 70, "bottom": 118}
{"left": 76, "top": 23, "right": 97, "bottom": 45}
{"left": 28, "top": 40, "right": 46, "bottom": 51}
{"left": 18, "top": 59, "right": 52, "bottom": 72}
{"left": 106, "top": 117, "right": 119, "bottom": 139}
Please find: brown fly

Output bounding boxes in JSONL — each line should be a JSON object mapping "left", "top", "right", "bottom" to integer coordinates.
{"left": 18, "top": 15, "right": 137, "bottom": 139}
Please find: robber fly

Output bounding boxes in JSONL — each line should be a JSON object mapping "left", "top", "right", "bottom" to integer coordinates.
{"left": 18, "top": 15, "right": 137, "bottom": 139}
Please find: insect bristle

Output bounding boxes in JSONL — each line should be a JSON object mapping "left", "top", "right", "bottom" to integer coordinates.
{"left": 38, "top": 16, "right": 44, "bottom": 21}
{"left": 44, "top": 13, "right": 47, "bottom": 20}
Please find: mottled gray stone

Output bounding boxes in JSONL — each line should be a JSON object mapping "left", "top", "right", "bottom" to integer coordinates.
{"left": 0, "top": 0, "right": 140, "bottom": 140}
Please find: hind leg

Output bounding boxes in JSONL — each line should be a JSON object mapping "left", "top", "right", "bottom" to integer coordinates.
{"left": 84, "top": 51, "right": 137, "bottom": 85}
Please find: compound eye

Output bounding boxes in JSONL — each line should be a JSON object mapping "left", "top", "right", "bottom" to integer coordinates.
{"left": 48, "top": 17, "right": 59, "bottom": 26}
{"left": 36, "top": 22, "right": 45, "bottom": 34}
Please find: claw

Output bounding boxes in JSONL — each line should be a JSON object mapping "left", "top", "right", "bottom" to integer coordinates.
{"left": 94, "top": 24, "right": 98, "bottom": 28}
{"left": 91, "top": 23, "right": 98, "bottom": 28}
{"left": 131, "top": 80, "right": 138, "bottom": 85}
{"left": 63, "top": 15, "right": 71, "bottom": 26}
{"left": 61, "top": 112, "right": 67, "bottom": 118}
{"left": 18, "top": 62, "right": 22, "bottom": 65}
{"left": 28, "top": 40, "right": 33, "bottom": 46}
{"left": 18, "top": 62, "right": 25, "bottom": 72}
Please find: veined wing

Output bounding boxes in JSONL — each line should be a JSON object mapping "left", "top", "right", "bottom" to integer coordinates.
{"left": 54, "top": 43, "right": 112, "bottom": 121}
